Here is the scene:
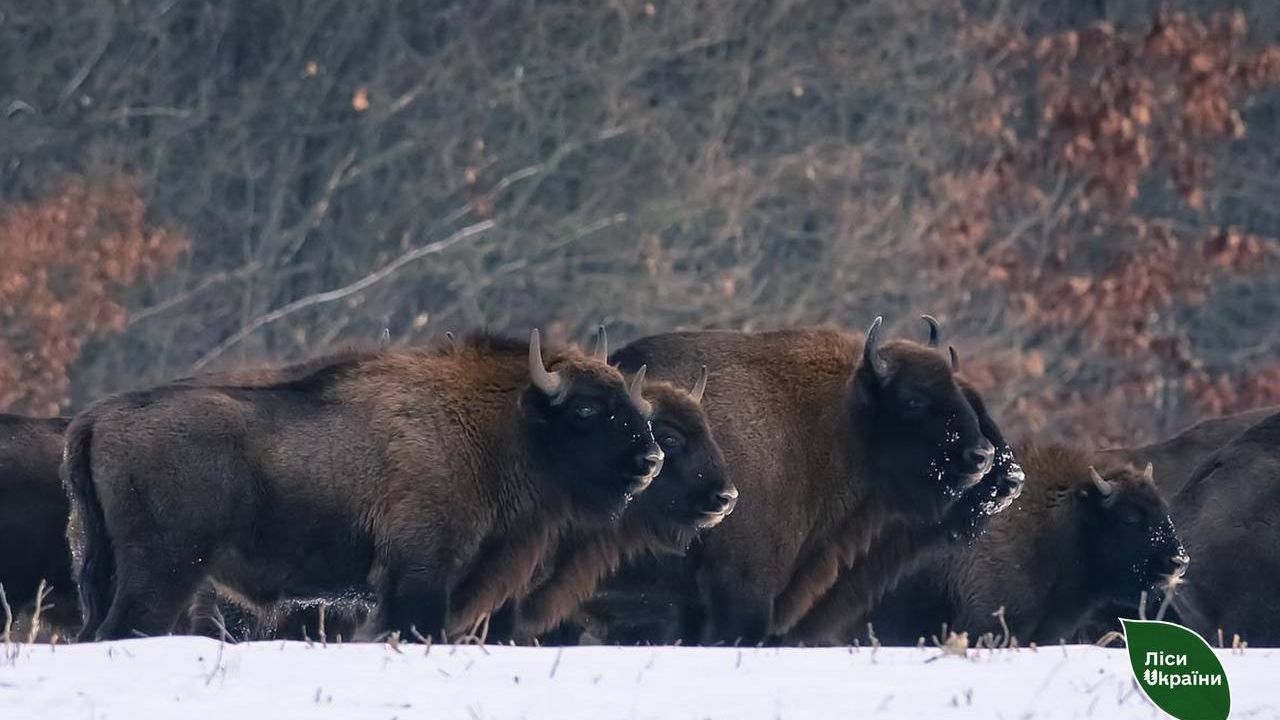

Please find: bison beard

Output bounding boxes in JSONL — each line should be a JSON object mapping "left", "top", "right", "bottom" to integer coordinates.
{"left": 63, "top": 331, "right": 662, "bottom": 643}
{"left": 609, "top": 318, "right": 997, "bottom": 645}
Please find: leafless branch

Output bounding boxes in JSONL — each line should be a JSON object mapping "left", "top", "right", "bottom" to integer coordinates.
{"left": 193, "top": 219, "right": 495, "bottom": 370}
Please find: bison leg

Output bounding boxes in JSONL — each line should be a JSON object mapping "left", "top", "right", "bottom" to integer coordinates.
{"left": 484, "top": 601, "right": 517, "bottom": 643}
{"left": 377, "top": 568, "right": 450, "bottom": 642}
{"left": 96, "top": 546, "right": 207, "bottom": 640}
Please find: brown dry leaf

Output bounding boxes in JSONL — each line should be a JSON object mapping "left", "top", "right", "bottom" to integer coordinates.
{"left": 1023, "top": 351, "right": 1046, "bottom": 378}
{"left": 352, "top": 87, "right": 370, "bottom": 112}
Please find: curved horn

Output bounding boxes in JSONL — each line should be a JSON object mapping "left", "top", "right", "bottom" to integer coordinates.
{"left": 379, "top": 327, "right": 391, "bottom": 350}
{"left": 1142, "top": 462, "right": 1155, "bottom": 483}
{"left": 528, "top": 329, "right": 563, "bottom": 397}
{"left": 689, "top": 365, "right": 708, "bottom": 405}
{"left": 592, "top": 324, "right": 608, "bottom": 362}
{"left": 948, "top": 345, "right": 960, "bottom": 373}
{"left": 629, "top": 365, "right": 651, "bottom": 413}
{"left": 863, "top": 316, "right": 889, "bottom": 380}
{"left": 922, "top": 314, "right": 941, "bottom": 348}
{"left": 1088, "top": 466, "right": 1115, "bottom": 498}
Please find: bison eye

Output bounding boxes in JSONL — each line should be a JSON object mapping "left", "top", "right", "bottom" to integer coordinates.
{"left": 653, "top": 422, "right": 685, "bottom": 451}
{"left": 572, "top": 401, "right": 603, "bottom": 420}
{"left": 1120, "top": 508, "right": 1142, "bottom": 525}
{"left": 899, "top": 392, "right": 929, "bottom": 414}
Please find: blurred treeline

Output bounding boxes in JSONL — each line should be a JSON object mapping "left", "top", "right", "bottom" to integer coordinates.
{"left": 2, "top": 0, "right": 1280, "bottom": 445}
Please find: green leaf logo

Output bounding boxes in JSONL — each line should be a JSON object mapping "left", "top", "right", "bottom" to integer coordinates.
{"left": 1122, "top": 619, "right": 1231, "bottom": 720}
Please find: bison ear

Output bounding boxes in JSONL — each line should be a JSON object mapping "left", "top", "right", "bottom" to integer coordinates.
{"left": 861, "top": 316, "right": 890, "bottom": 383}
{"left": 528, "top": 329, "right": 565, "bottom": 399}
{"left": 921, "top": 315, "right": 941, "bottom": 349}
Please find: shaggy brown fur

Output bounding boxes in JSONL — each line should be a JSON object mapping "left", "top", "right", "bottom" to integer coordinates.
{"left": 1164, "top": 413, "right": 1280, "bottom": 645}
{"left": 65, "top": 332, "right": 662, "bottom": 642}
{"left": 864, "top": 444, "right": 1188, "bottom": 646}
{"left": 609, "top": 321, "right": 996, "bottom": 644}
{"left": 0, "top": 414, "right": 78, "bottom": 630}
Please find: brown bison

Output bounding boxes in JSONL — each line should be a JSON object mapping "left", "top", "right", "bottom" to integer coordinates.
{"left": 608, "top": 317, "right": 999, "bottom": 644}
{"left": 782, "top": 377, "right": 1025, "bottom": 645}
{"left": 0, "top": 414, "right": 78, "bottom": 632}
{"left": 1162, "top": 412, "right": 1280, "bottom": 645}
{"left": 471, "top": 366, "right": 736, "bottom": 643}
{"left": 862, "top": 444, "right": 1188, "bottom": 646}
{"left": 1097, "top": 406, "right": 1277, "bottom": 495}
{"left": 65, "top": 331, "right": 663, "bottom": 642}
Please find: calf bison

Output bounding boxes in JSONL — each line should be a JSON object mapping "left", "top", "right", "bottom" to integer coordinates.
{"left": 65, "top": 330, "right": 663, "bottom": 642}
{"left": 609, "top": 317, "right": 998, "bottom": 644}
{"left": 863, "top": 444, "right": 1188, "bottom": 646}
{"left": 0, "top": 414, "right": 77, "bottom": 632}
{"left": 1164, "top": 412, "right": 1280, "bottom": 646}
{"left": 479, "top": 367, "right": 736, "bottom": 642}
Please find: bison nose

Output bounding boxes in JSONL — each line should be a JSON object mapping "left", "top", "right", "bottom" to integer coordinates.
{"left": 711, "top": 485, "right": 739, "bottom": 514}
{"left": 635, "top": 449, "right": 664, "bottom": 479}
{"left": 966, "top": 438, "right": 995, "bottom": 474}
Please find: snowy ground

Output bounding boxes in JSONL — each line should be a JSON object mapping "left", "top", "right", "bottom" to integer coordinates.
{"left": 0, "top": 638, "right": 1276, "bottom": 719}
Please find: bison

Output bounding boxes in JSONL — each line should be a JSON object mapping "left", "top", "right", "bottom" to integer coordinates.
{"left": 470, "top": 365, "right": 736, "bottom": 643}
{"left": 1097, "top": 405, "right": 1277, "bottom": 496}
{"left": 0, "top": 414, "right": 78, "bottom": 633}
{"left": 862, "top": 444, "right": 1188, "bottom": 646}
{"left": 1161, "top": 412, "right": 1280, "bottom": 646}
{"left": 782, "top": 376, "right": 1025, "bottom": 645}
{"left": 65, "top": 330, "right": 663, "bottom": 642}
{"left": 608, "top": 317, "right": 999, "bottom": 644}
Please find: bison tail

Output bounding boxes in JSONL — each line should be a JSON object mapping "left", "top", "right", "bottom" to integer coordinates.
{"left": 62, "top": 414, "right": 114, "bottom": 642}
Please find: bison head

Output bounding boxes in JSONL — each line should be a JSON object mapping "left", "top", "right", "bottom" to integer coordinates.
{"left": 854, "top": 316, "right": 995, "bottom": 521}
{"left": 625, "top": 367, "right": 737, "bottom": 551}
{"left": 938, "top": 373, "right": 1026, "bottom": 542}
{"left": 1078, "top": 462, "right": 1189, "bottom": 600}
{"left": 523, "top": 328, "right": 663, "bottom": 518}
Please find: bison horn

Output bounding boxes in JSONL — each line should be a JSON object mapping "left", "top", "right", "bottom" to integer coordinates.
{"left": 1088, "top": 466, "right": 1115, "bottom": 498}
{"left": 379, "top": 327, "right": 391, "bottom": 349}
{"left": 922, "top": 315, "right": 941, "bottom": 348}
{"left": 948, "top": 345, "right": 960, "bottom": 373}
{"left": 863, "top": 316, "right": 889, "bottom": 380}
{"left": 528, "top": 329, "right": 564, "bottom": 397}
{"left": 690, "top": 365, "right": 708, "bottom": 405}
{"left": 592, "top": 324, "right": 609, "bottom": 362}
{"left": 629, "top": 365, "right": 652, "bottom": 413}
{"left": 1142, "top": 462, "right": 1155, "bottom": 483}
